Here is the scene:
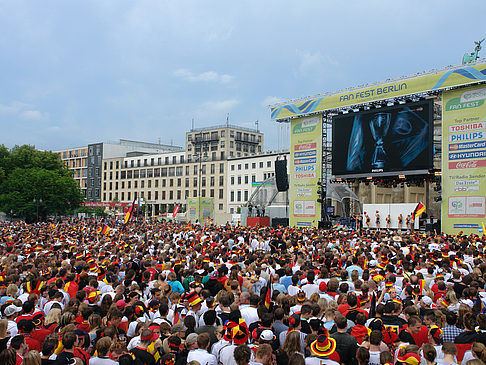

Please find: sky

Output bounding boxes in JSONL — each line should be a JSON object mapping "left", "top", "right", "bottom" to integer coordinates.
{"left": 0, "top": 0, "right": 484, "bottom": 152}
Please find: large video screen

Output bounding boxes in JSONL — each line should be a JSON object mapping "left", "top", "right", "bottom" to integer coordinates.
{"left": 332, "top": 100, "right": 433, "bottom": 178}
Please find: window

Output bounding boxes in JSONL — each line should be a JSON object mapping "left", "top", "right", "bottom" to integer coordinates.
{"left": 173, "top": 156, "right": 177, "bottom": 164}
{"left": 201, "top": 190, "right": 205, "bottom": 197}
{"left": 162, "top": 179, "right": 166, "bottom": 187}
{"left": 210, "top": 164, "right": 215, "bottom": 174}
{"left": 162, "top": 191, "right": 166, "bottom": 200}
{"left": 177, "top": 190, "right": 181, "bottom": 200}
{"left": 176, "top": 167, "right": 183, "bottom": 176}
{"left": 210, "top": 189, "right": 214, "bottom": 197}
{"left": 121, "top": 192, "right": 125, "bottom": 200}
{"left": 231, "top": 164, "right": 235, "bottom": 171}
{"left": 128, "top": 181, "right": 131, "bottom": 188}
{"left": 133, "top": 170, "right": 139, "bottom": 179}
{"left": 147, "top": 169, "right": 153, "bottom": 178}
{"left": 158, "top": 157, "right": 161, "bottom": 165}
{"left": 193, "top": 178, "right": 197, "bottom": 187}
{"left": 194, "top": 165, "right": 198, "bottom": 175}
{"left": 219, "top": 189, "right": 224, "bottom": 199}
{"left": 148, "top": 180, "right": 151, "bottom": 188}
{"left": 237, "top": 164, "right": 241, "bottom": 170}
{"left": 210, "top": 176, "right": 215, "bottom": 187}
{"left": 252, "top": 163, "right": 256, "bottom": 169}
{"left": 259, "top": 162, "right": 263, "bottom": 168}
{"left": 252, "top": 175, "right": 256, "bottom": 182}
{"left": 244, "top": 175, "right": 248, "bottom": 184}
{"left": 155, "top": 180, "right": 158, "bottom": 187}
{"left": 220, "top": 163, "right": 224, "bottom": 173}
{"left": 134, "top": 181, "right": 138, "bottom": 188}
{"left": 177, "top": 178, "right": 181, "bottom": 187}
{"left": 127, "top": 170, "right": 132, "bottom": 179}
{"left": 155, "top": 191, "right": 158, "bottom": 200}
{"left": 237, "top": 191, "right": 241, "bottom": 201}
{"left": 161, "top": 168, "right": 167, "bottom": 177}
{"left": 221, "top": 130, "right": 225, "bottom": 137}
{"left": 202, "top": 177, "right": 206, "bottom": 187}
{"left": 185, "top": 166, "right": 190, "bottom": 175}
{"left": 201, "top": 165, "right": 206, "bottom": 174}
{"left": 245, "top": 163, "right": 248, "bottom": 169}
{"left": 244, "top": 191, "right": 248, "bottom": 201}
{"left": 165, "top": 157, "right": 169, "bottom": 164}
{"left": 170, "top": 179, "right": 174, "bottom": 187}
{"left": 237, "top": 176, "right": 241, "bottom": 184}
{"left": 193, "top": 189, "right": 197, "bottom": 197}
{"left": 154, "top": 168, "right": 160, "bottom": 177}
{"left": 231, "top": 176, "right": 234, "bottom": 185}
{"left": 219, "top": 176, "right": 224, "bottom": 186}
{"left": 267, "top": 161, "right": 271, "bottom": 167}
{"left": 230, "top": 191, "right": 234, "bottom": 202}
{"left": 169, "top": 167, "right": 175, "bottom": 176}
{"left": 140, "top": 169, "right": 146, "bottom": 178}
{"left": 185, "top": 178, "right": 190, "bottom": 187}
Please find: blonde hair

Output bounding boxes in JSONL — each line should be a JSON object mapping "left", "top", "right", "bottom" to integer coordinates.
{"left": 283, "top": 331, "right": 301, "bottom": 358}
{"left": 6, "top": 284, "right": 17, "bottom": 298}
{"left": 22, "top": 350, "right": 41, "bottom": 365}
{"left": 44, "top": 308, "right": 62, "bottom": 326}
{"left": 0, "top": 319, "right": 8, "bottom": 338}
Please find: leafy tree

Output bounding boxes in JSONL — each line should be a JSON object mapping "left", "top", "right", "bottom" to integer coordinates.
{"left": 0, "top": 145, "right": 84, "bottom": 221}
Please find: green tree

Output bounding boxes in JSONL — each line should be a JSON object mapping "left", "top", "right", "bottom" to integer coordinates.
{"left": 0, "top": 145, "right": 84, "bottom": 221}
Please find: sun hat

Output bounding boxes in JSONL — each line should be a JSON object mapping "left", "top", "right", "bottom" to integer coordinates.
{"left": 310, "top": 330, "right": 337, "bottom": 357}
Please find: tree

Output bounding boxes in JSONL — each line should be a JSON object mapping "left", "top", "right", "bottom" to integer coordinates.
{"left": 0, "top": 145, "right": 84, "bottom": 221}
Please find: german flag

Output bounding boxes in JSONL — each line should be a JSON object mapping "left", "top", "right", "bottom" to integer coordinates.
{"left": 412, "top": 202, "right": 426, "bottom": 220}
{"left": 124, "top": 198, "right": 137, "bottom": 225}
{"left": 264, "top": 274, "right": 273, "bottom": 309}
{"left": 101, "top": 225, "right": 110, "bottom": 235}
{"left": 26, "top": 280, "right": 44, "bottom": 295}
{"left": 418, "top": 279, "right": 426, "bottom": 295}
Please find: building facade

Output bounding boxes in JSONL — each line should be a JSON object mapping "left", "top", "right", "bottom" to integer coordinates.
{"left": 55, "top": 147, "right": 88, "bottom": 198}
{"left": 101, "top": 125, "right": 264, "bottom": 224}
{"left": 226, "top": 151, "right": 289, "bottom": 214}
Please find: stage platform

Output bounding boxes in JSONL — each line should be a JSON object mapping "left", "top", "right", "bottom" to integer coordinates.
{"left": 246, "top": 216, "right": 270, "bottom": 227}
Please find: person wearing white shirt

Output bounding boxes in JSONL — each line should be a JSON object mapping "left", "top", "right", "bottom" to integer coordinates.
{"left": 301, "top": 272, "right": 319, "bottom": 299}
{"left": 239, "top": 292, "right": 259, "bottom": 328}
{"left": 187, "top": 333, "right": 217, "bottom": 365}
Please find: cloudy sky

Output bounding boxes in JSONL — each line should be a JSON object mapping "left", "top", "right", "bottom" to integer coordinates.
{"left": 0, "top": 0, "right": 484, "bottom": 152}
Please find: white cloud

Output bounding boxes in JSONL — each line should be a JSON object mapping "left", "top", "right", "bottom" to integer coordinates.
{"left": 0, "top": 101, "right": 49, "bottom": 122}
{"left": 20, "top": 110, "right": 49, "bottom": 121}
{"left": 296, "top": 50, "right": 339, "bottom": 76}
{"left": 174, "top": 68, "right": 234, "bottom": 84}
{"left": 201, "top": 98, "right": 240, "bottom": 113}
{"left": 262, "top": 96, "right": 285, "bottom": 107}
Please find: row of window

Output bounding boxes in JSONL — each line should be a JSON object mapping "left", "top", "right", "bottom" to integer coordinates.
{"left": 59, "top": 148, "right": 87, "bottom": 159}
{"left": 187, "top": 130, "right": 261, "bottom": 142}
{"left": 104, "top": 164, "right": 225, "bottom": 180}
{"left": 230, "top": 190, "right": 249, "bottom": 202}
{"left": 229, "top": 172, "right": 275, "bottom": 185}
{"left": 103, "top": 188, "right": 224, "bottom": 202}
{"left": 231, "top": 160, "right": 272, "bottom": 171}
{"left": 102, "top": 176, "right": 224, "bottom": 190}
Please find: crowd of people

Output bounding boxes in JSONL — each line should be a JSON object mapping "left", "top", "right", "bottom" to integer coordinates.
{"left": 0, "top": 219, "right": 485, "bottom": 365}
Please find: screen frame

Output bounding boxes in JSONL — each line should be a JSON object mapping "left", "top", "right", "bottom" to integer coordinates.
{"left": 331, "top": 99, "right": 434, "bottom": 178}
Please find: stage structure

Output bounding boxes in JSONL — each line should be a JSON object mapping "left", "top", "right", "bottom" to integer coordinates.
{"left": 270, "top": 60, "right": 486, "bottom": 234}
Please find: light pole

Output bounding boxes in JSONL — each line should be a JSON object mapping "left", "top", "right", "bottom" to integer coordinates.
{"left": 33, "top": 198, "right": 42, "bottom": 222}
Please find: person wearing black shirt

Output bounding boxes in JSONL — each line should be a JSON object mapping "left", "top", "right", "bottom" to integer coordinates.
{"left": 330, "top": 314, "right": 358, "bottom": 365}
{"left": 131, "top": 329, "right": 156, "bottom": 365}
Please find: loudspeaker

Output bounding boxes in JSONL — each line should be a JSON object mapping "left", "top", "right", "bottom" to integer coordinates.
{"left": 272, "top": 218, "right": 289, "bottom": 227}
{"left": 275, "top": 159, "right": 289, "bottom": 192}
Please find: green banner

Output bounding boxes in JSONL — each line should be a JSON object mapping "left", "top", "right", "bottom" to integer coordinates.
{"left": 442, "top": 84, "right": 486, "bottom": 234}
{"left": 271, "top": 62, "right": 486, "bottom": 120}
{"left": 289, "top": 115, "right": 322, "bottom": 227}
{"left": 186, "top": 197, "right": 214, "bottom": 222}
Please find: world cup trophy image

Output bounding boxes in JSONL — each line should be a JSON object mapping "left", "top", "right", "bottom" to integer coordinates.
{"left": 369, "top": 112, "right": 391, "bottom": 169}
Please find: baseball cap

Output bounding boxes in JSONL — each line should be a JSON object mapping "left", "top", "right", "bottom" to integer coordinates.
{"left": 260, "top": 329, "right": 275, "bottom": 341}
{"left": 421, "top": 296, "right": 432, "bottom": 307}
{"left": 116, "top": 300, "right": 127, "bottom": 308}
{"left": 4, "top": 305, "right": 22, "bottom": 317}
{"left": 319, "top": 282, "right": 327, "bottom": 292}
{"left": 185, "top": 333, "right": 198, "bottom": 345}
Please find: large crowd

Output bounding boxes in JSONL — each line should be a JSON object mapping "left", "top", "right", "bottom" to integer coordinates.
{"left": 0, "top": 219, "right": 485, "bottom": 365}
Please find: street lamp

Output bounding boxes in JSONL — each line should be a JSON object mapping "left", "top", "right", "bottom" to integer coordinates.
{"left": 33, "top": 198, "right": 42, "bottom": 222}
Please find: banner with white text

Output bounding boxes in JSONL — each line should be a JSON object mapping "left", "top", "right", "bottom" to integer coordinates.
{"left": 442, "top": 84, "right": 486, "bottom": 234}
{"left": 289, "top": 115, "right": 322, "bottom": 227}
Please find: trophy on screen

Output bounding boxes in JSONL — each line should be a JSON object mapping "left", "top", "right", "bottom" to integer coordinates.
{"left": 369, "top": 112, "right": 391, "bottom": 169}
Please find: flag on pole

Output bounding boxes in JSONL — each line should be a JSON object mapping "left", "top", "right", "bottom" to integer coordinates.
{"left": 173, "top": 205, "right": 180, "bottom": 219}
{"left": 264, "top": 274, "right": 273, "bottom": 309}
{"left": 479, "top": 222, "right": 485, "bottom": 235}
{"left": 412, "top": 202, "right": 426, "bottom": 220}
{"left": 124, "top": 198, "right": 136, "bottom": 225}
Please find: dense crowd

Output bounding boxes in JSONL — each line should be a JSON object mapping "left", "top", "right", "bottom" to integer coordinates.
{"left": 0, "top": 220, "right": 485, "bottom": 365}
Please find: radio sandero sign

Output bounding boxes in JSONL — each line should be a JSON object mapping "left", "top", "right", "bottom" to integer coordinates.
{"left": 442, "top": 84, "right": 486, "bottom": 234}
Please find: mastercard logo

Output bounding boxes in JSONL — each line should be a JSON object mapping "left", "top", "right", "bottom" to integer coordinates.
{"left": 449, "top": 144, "right": 459, "bottom": 150}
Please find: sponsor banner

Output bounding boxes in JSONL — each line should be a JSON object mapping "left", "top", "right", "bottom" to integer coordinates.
{"left": 83, "top": 202, "right": 130, "bottom": 207}
{"left": 449, "top": 149, "right": 486, "bottom": 160}
{"left": 186, "top": 197, "right": 214, "bottom": 222}
{"left": 442, "top": 84, "right": 486, "bottom": 234}
{"left": 271, "top": 62, "right": 486, "bottom": 120}
{"left": 449, "top": 141, "right": 486, "bottom": 151}
{"left": 290, "top": 115, "right": 322, "bottom": 227}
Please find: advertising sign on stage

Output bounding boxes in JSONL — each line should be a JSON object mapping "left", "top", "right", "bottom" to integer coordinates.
{"left": 271, "top": 62, "right": 486, "bottom": 120}
{"left": 289, "top": 115, "right": 322, "bottom": 227}
{"left": 442, "top": 84, "right": 486, "bottom": 234}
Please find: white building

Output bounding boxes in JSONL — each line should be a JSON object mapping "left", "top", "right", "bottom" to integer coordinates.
{"left": 227, "top": 151, "right": 289, "bottom": 214}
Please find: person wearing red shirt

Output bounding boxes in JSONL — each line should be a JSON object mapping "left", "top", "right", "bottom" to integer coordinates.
{"left": 10, "top": 334, "right": 28, "bottom": 365}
